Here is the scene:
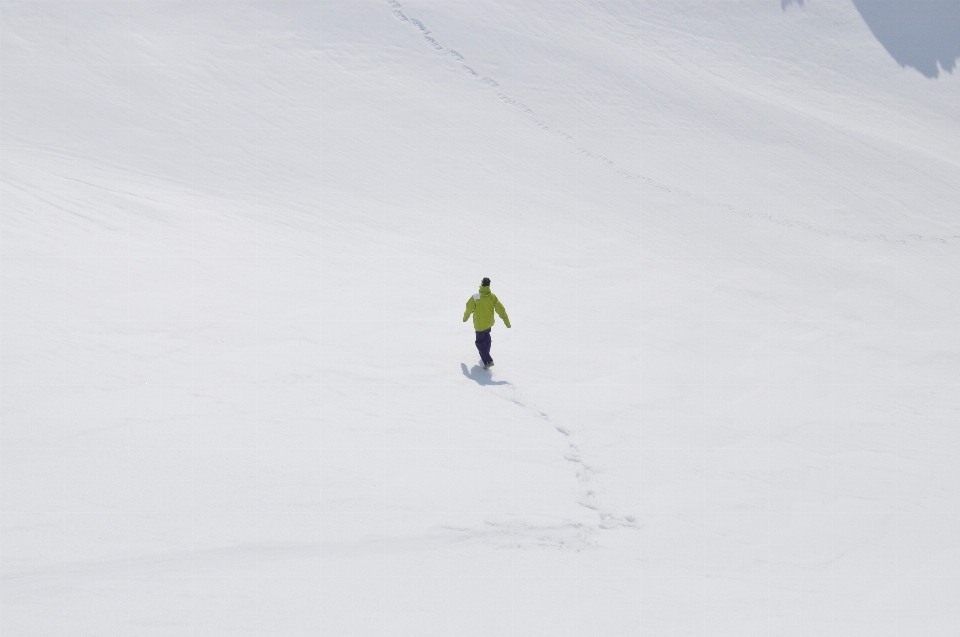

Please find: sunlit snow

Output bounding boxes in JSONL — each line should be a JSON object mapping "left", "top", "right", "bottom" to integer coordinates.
{"left": 2, "top": 0, "right": 959, "bottom": 634}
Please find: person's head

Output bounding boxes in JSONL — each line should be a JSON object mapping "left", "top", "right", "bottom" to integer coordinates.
{"left": 481, "top": 277, "right": 491, "bottom": 287}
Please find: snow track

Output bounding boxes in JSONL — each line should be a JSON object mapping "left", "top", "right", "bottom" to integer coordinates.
{"left": 387, "top": 0, "right": 637, "bottom": 180}
{"left": 3, "top": 0, "right": 959, "bottom": 634}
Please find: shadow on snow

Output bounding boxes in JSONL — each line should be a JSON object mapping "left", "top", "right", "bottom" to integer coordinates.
{"left": 784, "top": 0, "right": 959, "bottom": 78}
{"left": 853, "top": 0, "right": 960, "bottom": 78}
{"left": 461, "top": 363, "right": 510, "bottom": 386}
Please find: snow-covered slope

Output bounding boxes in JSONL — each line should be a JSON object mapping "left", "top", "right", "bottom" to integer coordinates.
{"left": 2, "top": 1, "right": 958, "bottom": 634}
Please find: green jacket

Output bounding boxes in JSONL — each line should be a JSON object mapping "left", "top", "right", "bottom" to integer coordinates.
{"left": 463, "top": 286, "right": 511, "bottom": 331}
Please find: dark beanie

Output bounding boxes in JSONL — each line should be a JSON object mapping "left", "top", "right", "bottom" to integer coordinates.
{"left": 481, "top": 277, "right": 491, "bottom": 286}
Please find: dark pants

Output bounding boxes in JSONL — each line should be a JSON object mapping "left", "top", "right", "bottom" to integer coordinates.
{"left": 475, "top": 329, "right": 492, "bottom": 364}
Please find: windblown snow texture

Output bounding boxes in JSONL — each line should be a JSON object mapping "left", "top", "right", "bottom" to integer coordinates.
{"left": 2, "top": 1, "right": 959, "bottom": 635}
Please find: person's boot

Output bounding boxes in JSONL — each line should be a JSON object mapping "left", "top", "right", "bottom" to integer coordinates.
{"left": 483, "top": 360, "right": 494, "bottom": 370}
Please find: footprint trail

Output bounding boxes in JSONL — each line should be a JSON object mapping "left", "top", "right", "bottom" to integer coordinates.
{"left": 387, "top": 0, "right": 638, "bottom": 181}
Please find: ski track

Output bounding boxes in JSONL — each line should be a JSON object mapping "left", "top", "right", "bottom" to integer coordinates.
{"left": 386, "top": 0, "right": 638, "bottom": 182}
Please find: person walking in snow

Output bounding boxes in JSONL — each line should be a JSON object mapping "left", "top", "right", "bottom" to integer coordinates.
{"left": 463, "top": 277, "right": 511, "bottom": 370}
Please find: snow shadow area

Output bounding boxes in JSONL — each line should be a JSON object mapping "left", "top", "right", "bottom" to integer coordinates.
{"left": 460, "top": 363, "right": 510, "bottom": 386}
{"left": 853, "top": 0, "right": 960, "bottom": 77}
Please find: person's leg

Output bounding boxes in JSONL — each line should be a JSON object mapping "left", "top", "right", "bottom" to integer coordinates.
{"left": 475, "top": 329, "right": 492, "bottom": 364}
{"left": 480, "top": 328, "right": 493, "bottom": 365}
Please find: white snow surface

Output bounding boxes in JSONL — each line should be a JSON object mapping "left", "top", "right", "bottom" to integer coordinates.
{"left": 2, "top": 0, "right": 959, "bottom": 634}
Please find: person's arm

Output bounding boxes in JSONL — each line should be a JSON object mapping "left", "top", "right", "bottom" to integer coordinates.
{"left": 494, "top": 298, "right": 511, "bottom": 328}
{"left": 463, "top": 297, "right": 476, "bottom": 322}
